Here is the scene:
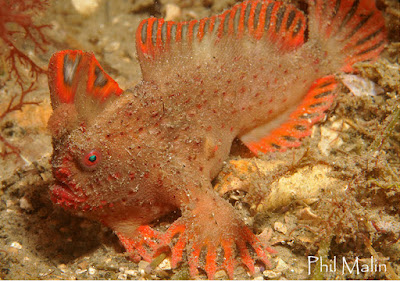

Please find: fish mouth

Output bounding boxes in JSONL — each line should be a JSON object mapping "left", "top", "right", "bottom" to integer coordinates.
{"left": 51, "top": 181, "right": 87, "bottom": 208}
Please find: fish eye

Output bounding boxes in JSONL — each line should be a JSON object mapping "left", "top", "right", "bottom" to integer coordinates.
{"left": 82, "top": 150, "right": 101, "bottom": 168}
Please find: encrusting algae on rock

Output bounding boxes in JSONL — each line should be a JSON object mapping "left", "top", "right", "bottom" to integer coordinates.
{"left": 47, "top": 0, "right": 387, "bottom": 278}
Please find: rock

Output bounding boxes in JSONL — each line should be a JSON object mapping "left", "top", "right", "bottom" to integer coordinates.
{"left": 158, "top": 258, "right": 171, "bottom": 270}
{"left": 78, "top": 260, "right": 88, "bottom": 270}
{"left": 57, "top": 264, "right": 68, "bottom": 273}
{"left": 10, "top": 242, "right": 22, "bottom": 249}
{"left": 19, "top": 196, "right": 33, "bottom": 211}
{"left": 164, "top": 4, "right": 182, "bottom": 21}
{"left": 71, "top": 0, "right": 101, "bottom": 16}
{"left": 274, "top": 222, "right": 287, "bottom": 234}
{"left": 88, "top": 266, "right": 96, "bottom": 275}
{"left": 340, "top": 74, "right": 384, "bottom": 97}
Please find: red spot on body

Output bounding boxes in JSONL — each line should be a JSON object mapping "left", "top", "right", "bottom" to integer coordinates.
{"left": 206, "top": 126, "right": 212, "bottom": 131}
{"left": 269, "top": 97, "right": 274, "bottom": 103}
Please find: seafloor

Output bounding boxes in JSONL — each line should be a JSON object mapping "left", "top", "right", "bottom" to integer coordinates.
{"left": 0, "top": 0, "right": 399, "bottom": 279}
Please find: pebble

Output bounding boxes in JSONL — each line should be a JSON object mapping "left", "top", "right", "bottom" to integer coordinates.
{"left": 75, "top": 269, "right": 87, "bottom": 275}
{"left": 273, "top": 222, "right": 287, "bottom": 234}
{"left": 88, "top": 266, "right": 96, "bottom": 275}
{"left": 19, "top": 196, "right": 33, "bottom": 211}
{"left": 275, "top": 258, "right": 289, "bottom": 271}
{"left": 214, "top": 270, "right": 228, "bottom": 279}
{"left": 158, "top": 258, "right": 171, "bottom": 270}
{"left": 71, "top": 0, "right": 100, "bottom": 16}
{"left": 77, "top": 260, "right": 88, "bottom": 269}
{"left": 58, "top": 264, "right": 68, "bottom": 273}
{"left": 10, "top": 242, "right": 22, "bottom": 249}
{"left": 138, "top": 260, "right": 150, "bottom": 275}
{"left": 164, "top": 4, "right": 182, "bottom": 21}
{"left": 117, "top": 273, "right": 127, "bottom": 280}
{"left": 6, "top": 200, "right": 15, "bottom": 208}
{"left": 263, "top": 270, "right": 282, "bottom": 279}
{"left": 125, "top": 269, "right": 138, "bottom": 276}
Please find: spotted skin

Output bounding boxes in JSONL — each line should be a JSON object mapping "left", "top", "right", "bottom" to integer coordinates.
{"left": 47, "top": 0, "right": 386, "bottom": 278}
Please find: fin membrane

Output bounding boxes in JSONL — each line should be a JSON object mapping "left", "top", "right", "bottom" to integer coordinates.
{"left": 48, "top": 50, "right": 123, "bottom": 108}
{"left": 242, "top": 75, "right": 338, "bottom": 154}
{"left": 136, "top": 0, "right": 306, "bottom": 61}
{"left": 308, "top": 0, "right": 386, "bottom": 72}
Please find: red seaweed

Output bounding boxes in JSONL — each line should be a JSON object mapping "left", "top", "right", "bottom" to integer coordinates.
{"left": 0, "top": 0, "right": 50, "bottom": 161}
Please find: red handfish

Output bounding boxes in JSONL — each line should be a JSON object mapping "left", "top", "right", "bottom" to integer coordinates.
{"left": 47, "top": 0, "right": 386, "bottom": 278}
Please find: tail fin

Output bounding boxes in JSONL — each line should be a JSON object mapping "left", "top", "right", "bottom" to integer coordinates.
{"left": 308, "top": 0, "right": 386, "bottom": 72}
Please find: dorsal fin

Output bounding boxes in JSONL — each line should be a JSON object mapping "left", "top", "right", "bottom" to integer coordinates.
{"left": 48, "top": 50, "right": 123, "bottom": 108}
{"left": 136, "top": 0, "right": 306, "bottom": 62}
{"left": 307, "top": 0, "right": 386, "bottom": 72}
{"left": 48, "top": 50, "right": 123, "bottom": 122}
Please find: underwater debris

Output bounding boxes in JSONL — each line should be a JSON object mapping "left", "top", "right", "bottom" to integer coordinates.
{"left": 340, "top": 74, "right": 384, "bottom": 97}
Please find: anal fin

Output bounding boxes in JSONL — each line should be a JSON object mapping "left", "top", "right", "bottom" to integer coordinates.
{"left": 241, "top": 75, "right": 338, "bottom": 154}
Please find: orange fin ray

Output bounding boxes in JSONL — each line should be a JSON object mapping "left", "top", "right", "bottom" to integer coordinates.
{"left": 136, "top": 0, "right": 306, "bottom": 63}
{"left": 242, "top": 75, "right": 338, "bottom": 154}
{"left": 308, "top": 0, "right": 386, "bottom": 72}
{"left": 117, "top": 225, "right": 163, "bottom": 263}
{"left": 159, "top": 217, "right": 274, "bottom": 279}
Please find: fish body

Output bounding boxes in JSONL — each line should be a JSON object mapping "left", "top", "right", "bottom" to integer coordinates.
{"left": 47, "top": 0, "right": 386, "bottom": 278}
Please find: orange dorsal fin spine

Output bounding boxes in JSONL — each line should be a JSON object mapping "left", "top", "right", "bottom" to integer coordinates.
{"left": 136, "top": 0, "right": 306, "bottom": 61}
{"left": 48, "top": 50, "right": 123, "bottom": 108}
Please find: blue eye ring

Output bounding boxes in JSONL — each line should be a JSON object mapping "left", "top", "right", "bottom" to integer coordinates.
{"left": 83, "top": 150, "right": 101, "bottom": 168}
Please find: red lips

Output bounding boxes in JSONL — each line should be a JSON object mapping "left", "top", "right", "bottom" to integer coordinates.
{"left": 51, "top": 182, "right": 87, "bottom": 208}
